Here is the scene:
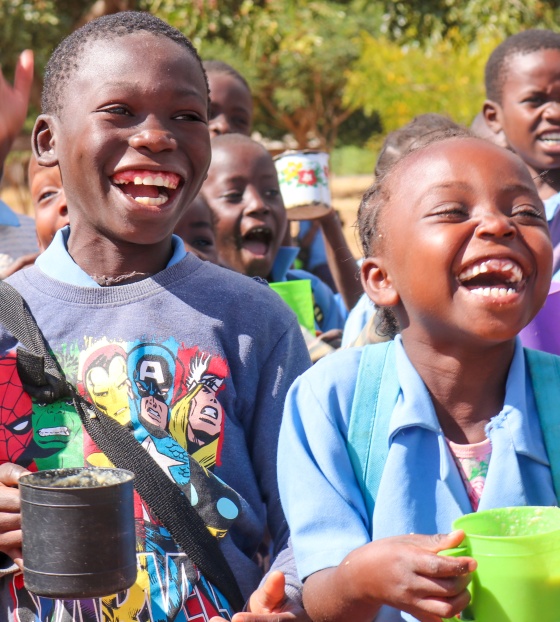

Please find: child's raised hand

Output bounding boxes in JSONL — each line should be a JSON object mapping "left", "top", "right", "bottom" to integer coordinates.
{"left": 0, "top": 462, "right": 31, "bottom": 571}
{"left": 0, "top": 50, "right": 34, "bottom": 166}
{"left": 209, "top": 570, "right": 311, "bottom": 622}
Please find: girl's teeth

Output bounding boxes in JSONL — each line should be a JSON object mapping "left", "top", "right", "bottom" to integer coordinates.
{"left": 469, "top": 287, "right": 516, "bottom": 298}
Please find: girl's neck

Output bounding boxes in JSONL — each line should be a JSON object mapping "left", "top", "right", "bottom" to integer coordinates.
{"left": 400, "top": 334, "right": 516, "bottom": 444}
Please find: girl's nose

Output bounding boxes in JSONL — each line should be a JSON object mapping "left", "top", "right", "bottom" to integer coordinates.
{"left": 475, "top": 211, "right": 516, "bottom": 239}
{"left": 129, "top": 120, "right": 177, "bottom": 152}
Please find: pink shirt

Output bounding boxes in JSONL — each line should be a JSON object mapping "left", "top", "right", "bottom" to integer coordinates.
{"left": 447, "top": 438, "right": 492, "bottom": 511}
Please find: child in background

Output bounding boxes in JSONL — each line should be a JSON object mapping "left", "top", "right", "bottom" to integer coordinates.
{"left": 204, "top": 60, "right": 254, "bottom": 138}
{"left": 0, "top": 12, "right": 310, "bottom": 622}
{"left": 28, "top": 155, "right": 69, "bottom": 251}
{"left": 201, "top": 133, "right": 345, "bottom": 333}
{"left": 174, "top": 194, "right": 219, "bottom": 263}
{"left": 341, "top": 113, "right": 462, "bottom": 347}
{"left": 482, "top": 29, "right": 560, "bottom": 278}
{"left": 279, "top": 133, "right": 556, "bottom": 621}
{"left": 0, "top": 50, "right": 38, "bottom": 278}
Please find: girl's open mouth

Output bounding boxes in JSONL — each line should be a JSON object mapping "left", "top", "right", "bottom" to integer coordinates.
{"left": 457, "top": 258, "right": 525, "bottom": 298}
{"left": 111, "top": 169, "right": 182, "bottom": 207}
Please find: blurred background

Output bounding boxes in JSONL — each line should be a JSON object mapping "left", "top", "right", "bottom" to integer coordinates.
{"left": 2, "top": 0, "right": 560, "bottom": 257}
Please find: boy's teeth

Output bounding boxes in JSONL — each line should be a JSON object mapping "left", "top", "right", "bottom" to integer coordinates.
{"left": 113, "top": 171, "right": 180, "bottom": 190}
{"left": 134, "top": 193, "right": 168, "bottom": 206}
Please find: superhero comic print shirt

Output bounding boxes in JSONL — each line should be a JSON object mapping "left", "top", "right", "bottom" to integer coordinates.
{"left": 0, "top": 340, "right": 239, "bottom": 622}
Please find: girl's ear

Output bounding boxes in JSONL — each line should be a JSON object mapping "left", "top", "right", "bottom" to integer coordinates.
{"left": 360, "top": 256, "right": 400, "bottom": 307}
{"left": 32, "top": 115, "right": 58, "bottom": 167}
{"left": 482, "top": 100, "right": 505, "bottom": 138}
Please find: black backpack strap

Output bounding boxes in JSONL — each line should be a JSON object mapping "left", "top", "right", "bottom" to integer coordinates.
{"left": 0, "top": 281, "right": 245, "bottom": 612}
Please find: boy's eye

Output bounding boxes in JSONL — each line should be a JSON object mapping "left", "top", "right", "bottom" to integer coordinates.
{"left": 37, "top": 189, "right": 59, "bottom": 204}
{"left": 522, "top": 95, "right": 547, "bottom": 106}
{"left": 191, "top": 237, "right": 213, "bottom": 249}
{"left": 222, "top": 192, "right": 243, "bottom": 203}
{"left": 265, "top": 188, "right": 280, "bottom": 198}
{"left": 100, "top": 105, "right": 132, "bottom": 116}
{"left": 174, "top": 111, "right": 206, "bottom": 123}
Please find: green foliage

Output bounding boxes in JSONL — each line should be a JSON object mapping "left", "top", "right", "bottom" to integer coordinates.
{"left": 330, "top": 144, "right": 377, "bottom": 176}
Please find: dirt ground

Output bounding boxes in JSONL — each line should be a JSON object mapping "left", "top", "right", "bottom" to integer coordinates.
{"left": 0, "top": 173, "right": 373, "bottom": 260}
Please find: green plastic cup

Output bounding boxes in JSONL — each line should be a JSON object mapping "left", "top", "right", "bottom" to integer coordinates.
{"left": 442, "top": 506, "right": 560, "bottom": 622}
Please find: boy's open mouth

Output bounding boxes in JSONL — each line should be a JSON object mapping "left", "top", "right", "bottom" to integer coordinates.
{"left": 539, "top": 131, "right": 560, "bottom": 146}
{"left": 112, "top": 170, "right": 182, "bottom": 206}
{"left": 457, "top": 258, "right": 525, "bottom": 298}
{"left": 240, "top": 226, "right": 274, "bottom": 256}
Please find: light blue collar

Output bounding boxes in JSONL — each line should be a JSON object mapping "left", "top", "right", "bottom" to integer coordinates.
{"left": 0, "top": 200, "right": 20, "bottom": 227}
{"left": 389, "top": 335, "right": 548, "bottom": 466}
{"left": 270, "top": 246, "right": 300, "bottom": 282}
{"left": 36, "top": 226, "right": 187, "bottom": 287}
{"left": 544, "top": 191, "right": 560, "bottom": 221}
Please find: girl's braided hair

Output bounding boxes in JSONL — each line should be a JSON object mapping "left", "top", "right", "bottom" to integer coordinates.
{"left": 357, "top": 126, "right": 473, "bottom": 339}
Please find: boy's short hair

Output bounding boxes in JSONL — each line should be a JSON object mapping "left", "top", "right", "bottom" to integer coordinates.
{"left": 42, "top": 11, "right": 208, "bottom": 115}
{"left": 203, "top": 60, "right": 251, "bottom": 95}
{"left": 485, "top": 29, "right": 560, "bottom": 103}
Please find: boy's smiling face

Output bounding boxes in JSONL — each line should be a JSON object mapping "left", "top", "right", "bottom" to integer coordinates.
{"left": 363, "top": 138, "right": 552, "bottom": 348}
{"left": 484, "top": 49, "right": 560, "bottom": 177}
{"left": 35, "top": 32, "right": 211, "bottom": 250}
{"left": 201, "top": 139, "right": 287, "bottom": 278}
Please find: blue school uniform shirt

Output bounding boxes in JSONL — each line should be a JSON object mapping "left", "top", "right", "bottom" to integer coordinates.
{"left": 36, "top": 226, "right": 186, "bottom": 286}
{"left": 271, "top": 246, "right": 345, "bottom": 332}
{"left": 278, "top": 335, "right": 556, "bottom": 622}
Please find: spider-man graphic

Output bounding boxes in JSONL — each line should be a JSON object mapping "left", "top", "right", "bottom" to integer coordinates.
{"left": 0, "top": 354, "right": 35, "bottom": 466}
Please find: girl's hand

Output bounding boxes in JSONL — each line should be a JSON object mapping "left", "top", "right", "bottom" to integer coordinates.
{"left": 354, "top": 530, "right": 475, "bottom": 622}
{"left": 209, "top": 571, "right": 311, "bottom": 622}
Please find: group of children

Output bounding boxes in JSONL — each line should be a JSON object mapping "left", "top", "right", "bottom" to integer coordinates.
{"left": 1, "top": 11, "right": 560, "bottom": 622}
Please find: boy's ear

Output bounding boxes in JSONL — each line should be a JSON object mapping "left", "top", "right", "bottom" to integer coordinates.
{"left": 482, "top": 100, "right": 505, "bottom": 137}
{"left": 360, "top": 256, "right": 400, "bottom": 308}
{"left": 32, "top": 115, "right": 58, "bottom": 167}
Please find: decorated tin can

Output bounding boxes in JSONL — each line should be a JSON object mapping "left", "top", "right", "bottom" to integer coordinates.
{"left": 273, "top": 150, "right": 332, "bottom": 220}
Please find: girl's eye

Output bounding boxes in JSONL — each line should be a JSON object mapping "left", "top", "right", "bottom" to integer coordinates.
{"left": 265, "top": 188, "right": 280, "bottom": 198}
{"left": 512, "top": 204, "right": 545, "bottom": 220}
{"left": 429, "top": 204, "right": 469, "bottom": 219}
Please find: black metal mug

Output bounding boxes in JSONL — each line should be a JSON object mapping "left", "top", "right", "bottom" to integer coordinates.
{"left": 20, "top": 467, "right": 137, "bottom": 599}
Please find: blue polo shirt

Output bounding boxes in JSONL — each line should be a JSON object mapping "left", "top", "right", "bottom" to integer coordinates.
{"left": 36, "top": 226, "right": 187, "bottom": 286}
{"left": 279, "top": 335, "right": 556, "bottom": 622}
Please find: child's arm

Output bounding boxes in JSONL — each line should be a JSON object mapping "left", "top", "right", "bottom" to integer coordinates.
{"left": 317, "top": 210, "right": 364, "bottom": 311}
{"left": 303, "top": 531, "right": 474, "bottom": 622}
{"left": 0, "top": 50, "right": 34, "bottom": 175}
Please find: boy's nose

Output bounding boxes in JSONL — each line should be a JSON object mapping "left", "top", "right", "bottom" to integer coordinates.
{"left": 245, "top": 189, "right": 269, "bottom": 215}
{"left": 543, "top": 101, "right": 560, "bottom": 122}
{"left": 209, "top": 114, "right": 230, "bottom": 136}
{"left": 129, "top": 125, "right": 177, "bottom": 152}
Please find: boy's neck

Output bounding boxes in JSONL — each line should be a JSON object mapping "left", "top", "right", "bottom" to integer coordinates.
{"left": 67, "top": 230, "right": 175, "bottom": 286}
{"left": 400, "top": 334, "right": 516, "bottom": 445}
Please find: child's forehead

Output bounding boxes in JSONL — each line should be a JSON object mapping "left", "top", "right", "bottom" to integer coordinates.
{"left": 388, "top": 138, "right": 531, "bottom": 196}
{"left": 504, "top": 48, "right": 560, "bottom": 83}
{"left": 210, "top": 140, "right": 273, "bottom": 174}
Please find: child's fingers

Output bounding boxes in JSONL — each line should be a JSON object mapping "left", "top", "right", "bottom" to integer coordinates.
{"left": 246, "top": 570, "right": 286, "bottom": 613}
{"left": 417, "top": 551, "right": 476, "bottom": 578}
{"left": 419, "top": 529, "right": 466, "bottom": 553}
{"left": 14, "top": 50, "right": 34, "bottom": 102}
{"left": 410, "top": 571, "right": 472, "bottom": 599}
{"left": 411, "top": 589, "right": 472, "bottom": 621}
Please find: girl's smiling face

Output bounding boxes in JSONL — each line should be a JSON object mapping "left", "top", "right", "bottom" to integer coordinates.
{"left": 362, "top": 137, "right": 552, "bottom": 348}
{"left": 34, "top": 32, "right": 211, "bottom": 250}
